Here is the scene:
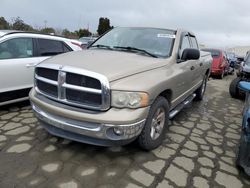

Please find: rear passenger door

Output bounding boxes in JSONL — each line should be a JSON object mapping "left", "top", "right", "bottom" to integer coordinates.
{"left": 35, "top": 38, "right": 72, "bottom": 63}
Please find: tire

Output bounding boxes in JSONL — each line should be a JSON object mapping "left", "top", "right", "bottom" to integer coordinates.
{"left": 229, "top": 77, "right": 241, "bottom": 98}
{"left": 220, "top": 70, "right": 225, "bottom": 79}
{"left": 236, "top": 133, "right": 244, "bottom": 171}
{"left": 195, "top": 74, "right": 208, "bottom": 101}
{"left": 137, "top": 96, "right": 169, "bottom": 150}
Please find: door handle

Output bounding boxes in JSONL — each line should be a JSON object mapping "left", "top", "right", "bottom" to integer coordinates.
{"left": 26, "top": 63, "right": 38, "bottom": 68}
{"left": 190, "top": 66, "right": 195, "bottom": 70}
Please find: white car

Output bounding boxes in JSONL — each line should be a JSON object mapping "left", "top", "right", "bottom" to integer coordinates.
{"left": 0, "top": 30, "right": 83, "bottom": 106}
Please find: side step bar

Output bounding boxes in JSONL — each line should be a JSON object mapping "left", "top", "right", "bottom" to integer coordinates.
{"left": 169, "top": 93, "right": 196, "bottom": 119}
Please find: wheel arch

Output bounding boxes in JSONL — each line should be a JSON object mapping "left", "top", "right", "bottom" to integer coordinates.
{"left": 158, "top": 89, "right": 172, "bottom": 107}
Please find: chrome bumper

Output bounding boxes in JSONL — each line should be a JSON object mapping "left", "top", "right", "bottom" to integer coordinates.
{"left": 31, "top": 103, "right": 145, "bottom": 143}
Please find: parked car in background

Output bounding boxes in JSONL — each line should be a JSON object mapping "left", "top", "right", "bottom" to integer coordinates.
{"left": 236, "top": 55, "right": 245, "bottom": 70}
{"left": 230, "top": 51, "right": 250, "bottom": 98}
{"left": 226, "top": 51, "right": 237, "bottom": 74}
{"left": 236, "top": 81, "right": 250, "bottom": 176}
{"left": 30, "top": 27, "right": 212, "bottom": 150}
{"left": 0, "top": 30, "right": 83, "bottom": 106}
{"left": 79, "top": 36, "right": 97, "bottom": 48}
{"left": 202, "top": 48, "right": 229, "bottom": 79}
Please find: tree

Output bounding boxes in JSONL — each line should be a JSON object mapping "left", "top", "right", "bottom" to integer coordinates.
{"left": 40, "top": 27, "right": 55, "bottom": 34}
{"left": 97, "top": 17, "right": 113, "bottom": 36}
{"left": 11, "top": 17, "right": 34, "bottom": 31}
{"left": 62, "top": 29, "right": 78, "bottom": 39}
{"left": 0, "top": 17, "right": 10, "bottom": 29}
{"left": 76, "top": 29, "right": 92, "bottom": 38}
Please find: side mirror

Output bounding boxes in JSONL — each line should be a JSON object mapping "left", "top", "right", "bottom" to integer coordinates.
{"left": 181, "top": 48, "right": 200, "bottom": 61}
{"left": 239, "top": 81, "right": 250, "bottom": 92}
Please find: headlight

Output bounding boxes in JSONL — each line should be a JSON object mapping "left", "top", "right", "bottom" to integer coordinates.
{"left": 111, "top": 91, "right": 149, "bottom": 108}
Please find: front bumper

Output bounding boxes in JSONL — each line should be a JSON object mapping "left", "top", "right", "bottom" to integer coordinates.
{"left": 30, "top": 89, "right": 149, "bottom": 146}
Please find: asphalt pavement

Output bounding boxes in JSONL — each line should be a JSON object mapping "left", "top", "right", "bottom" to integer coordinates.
{"left": 0, "top": 75, "right": 249, "bottom": 188}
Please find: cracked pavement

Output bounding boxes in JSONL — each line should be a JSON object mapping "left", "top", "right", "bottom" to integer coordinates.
{"left": 0, "top": 76, "right": 250, "bottom": 188}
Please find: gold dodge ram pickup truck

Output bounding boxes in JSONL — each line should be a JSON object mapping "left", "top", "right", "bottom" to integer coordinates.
{"left": 30, "top": 27, "right": 212, "bottom": 150}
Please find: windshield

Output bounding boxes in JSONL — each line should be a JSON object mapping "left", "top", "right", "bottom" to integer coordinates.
{"left": 90, "top": 27, "right": 176, "bottom": 58}
{"left": 202, "top": 49, "right": 221, "bottom": 58}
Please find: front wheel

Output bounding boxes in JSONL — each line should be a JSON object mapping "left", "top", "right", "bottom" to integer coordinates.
{"left": 195, "top": 75, "right": 208, "bottom": 101}
{"left": 229, "top": 77, "right": 241, "bottom": 98}
{"left": 137, "top": 96, "right": 169, "bottom": 150}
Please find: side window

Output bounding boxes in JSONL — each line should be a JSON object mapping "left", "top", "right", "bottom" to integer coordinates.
{"left": 190, "top": 36, "right": 199, "bottom": 49}
{"left": 62, "top": 43, "right": 71, "bottom": 53}
{"left": 179, "top": 35, "right": 191, "bottom": 58}
{"left": 37, "top": 39, "right": 69, "bottom": 56}
{"left": 0, "top": 38, "right": 33, "bottom": 60}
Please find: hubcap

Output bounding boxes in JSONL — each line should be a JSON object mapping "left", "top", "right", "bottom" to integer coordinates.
{"left": 150, "top": 107, "right": 166, "bottom": 140}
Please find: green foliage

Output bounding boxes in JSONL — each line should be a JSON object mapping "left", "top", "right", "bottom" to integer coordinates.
{"left": 0, "top": 16, "right": 112, "bottom": 39}
{"left": 97, "top": 17, "right": 113, "bottom": 35}
{"left": 0, "top": 17, "right": 9, "bottom": 29}
{"left": 12, "top": 17, "right": 34, "bottom": 31}
{"left": 76, "top": 29, "right": 92, "bottom": 38}
{"left": 62, "top": 29, "right": 78, "bottom": 39}
{"left": 40, "top": 27, "right": 55, "bottom": 34}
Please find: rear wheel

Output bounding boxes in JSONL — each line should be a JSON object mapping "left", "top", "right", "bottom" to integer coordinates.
{"left": 220, "top": 70, "right": 225, "bottom": 79}
{"left": 229, "top": 77, "right": 241, "bottom": 98}
{"left": 137, "top": 96, "right": 169, "bottom": 150}
{"left": 195, "top": 74, "right": 208, "bottom": 101}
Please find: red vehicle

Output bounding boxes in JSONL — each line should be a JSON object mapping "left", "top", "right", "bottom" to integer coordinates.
{"left": 202, "top": 49, "right": 229, "bottom": 79}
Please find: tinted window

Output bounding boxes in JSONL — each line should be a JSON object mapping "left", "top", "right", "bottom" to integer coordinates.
{"left": 190, "top": 36, "right": 199, "bottom": 49}
{"left": 179, "top": 35, "right": 191, "bottom": 58}
{"left": 37, "top": 39, "right": 70, "bottom": 56}
{"left": 0, "top": 38, "right": 33, "bottom": 59}
{"left": 202, "top": 49, "right": 221, "bottom": 58}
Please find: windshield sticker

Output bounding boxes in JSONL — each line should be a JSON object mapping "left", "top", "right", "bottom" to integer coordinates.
{"left": 157, "top": 34, "right": 176, "bottom": 38}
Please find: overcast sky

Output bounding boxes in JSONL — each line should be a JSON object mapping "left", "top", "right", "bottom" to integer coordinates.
{"left": 1, "top": 0, "right": 250, "bottom": 48}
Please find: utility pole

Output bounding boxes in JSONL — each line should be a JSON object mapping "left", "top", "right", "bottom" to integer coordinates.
{"left": 44, "top": 20, "right": 47, "bottom": 28}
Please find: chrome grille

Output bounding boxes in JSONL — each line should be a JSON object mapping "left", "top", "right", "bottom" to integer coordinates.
{"left": 34, "top": 64, "right": 110, "bottom": 111}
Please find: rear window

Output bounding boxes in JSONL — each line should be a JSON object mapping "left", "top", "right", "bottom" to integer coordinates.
{"left": 202, "top": 49, "right": 220, "bottom": 58}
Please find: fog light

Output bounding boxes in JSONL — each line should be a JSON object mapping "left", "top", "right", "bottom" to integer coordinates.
{"left": 113, "top": 127, "right": 123, "bottom": 136}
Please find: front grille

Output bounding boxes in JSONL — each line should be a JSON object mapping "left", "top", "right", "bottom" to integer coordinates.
{"left": 66, "top": 88, "right": 102, "bottom": 105}
{"left": 66, "top": 73, "right": 101, "bottom": 89}
{"left": 36, "top": 67, "right": 58, "bottom": 81}
{"left": 36, "top": 80, "right": 58, "bottom": 97}
{"left": 34, "top": 64, "right": 110, "bottom": 111}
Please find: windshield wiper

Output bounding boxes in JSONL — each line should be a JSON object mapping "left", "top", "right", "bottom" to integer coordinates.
{"left": 113, "top": 46, "right": 158, "bottom": 58}
{"left": 88, "top": 44, "right": 112, "bottom": 50}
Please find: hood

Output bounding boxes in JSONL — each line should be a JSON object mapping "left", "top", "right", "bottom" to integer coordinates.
{"left": 39, "top": 49, "right": 169, "bottom": 82}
